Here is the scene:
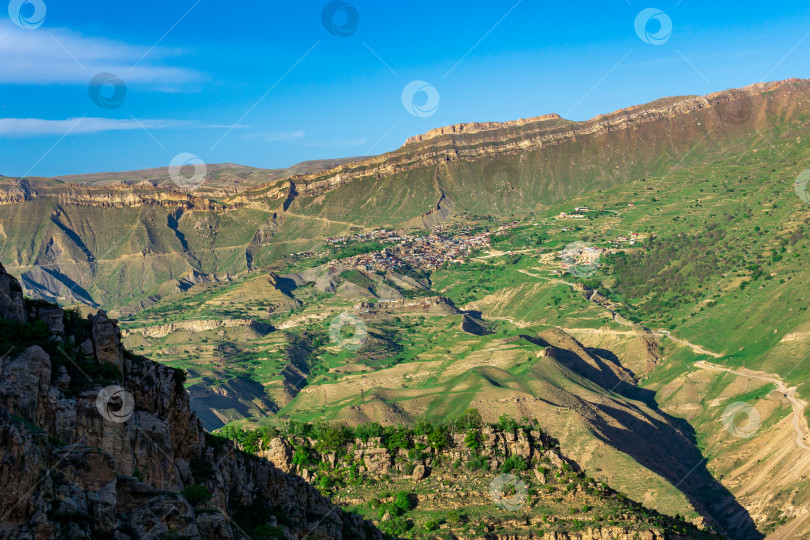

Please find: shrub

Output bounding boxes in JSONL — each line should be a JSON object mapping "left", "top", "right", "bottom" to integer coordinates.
{"left": 427, "top": 425, "right": 451, "bottom": 451}
{"left": 455, "top": 408, "right": 483, "bottom": 430}
{"left": 292, "top": 445, "right": 314, "bottom": 468}
{"left": 496, "top": 414, "right": 518, "bottom": 433}
{"left": 500, "top": 455, "right": 528, "bottom": 473}
{"left": 393, "top": 491, "right": 415, "bottom": 513}
{"left": 446, "top": 509, "right": 464, "bottom": 525}
{"left": 317, "top": 475, "right": 332, "bottom": 492}
{"left": 354, "top": 422, "right": 384, "bottom": 442}
{"left": 464, "top": 429, "right": 482, "bottom": 450}
{"left": 312, "top": 422, "right": 352, "bottom": 453}
{"left": 383, "top": 426, "right": 411, "bottom": 453}
{"left": 467, "top": 453, "right": 488, "bottom": 471}
{"left": 379, "top": 515, "right": 410, "bottom": 536}
{"left": 181, "top": 484, "right": 212, "bottom": 506}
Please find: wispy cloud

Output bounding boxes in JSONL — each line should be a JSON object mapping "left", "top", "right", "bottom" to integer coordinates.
{"left": 0, "top": 117, "right": 187, "bottom": 136}
{"left": 0, "top": 21, "right": 200, "bottom": 86}
{"left": 244, "top": 130, "right": 306, "bottom": 142}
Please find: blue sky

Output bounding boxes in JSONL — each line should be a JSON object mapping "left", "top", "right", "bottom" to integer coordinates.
{"left": 1, "top": 0, "right": 809, "bottom": 177}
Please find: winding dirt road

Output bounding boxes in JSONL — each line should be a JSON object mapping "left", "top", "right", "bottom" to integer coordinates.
{"left": 514, "top": 264, "right": 810, "bottom": 452}
{"left": 694, "top": 360, "right": 810, "bottom": 452}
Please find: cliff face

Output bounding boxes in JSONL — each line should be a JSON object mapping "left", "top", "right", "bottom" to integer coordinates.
{"left": 0, "top": 264, "right": 381, "bottom": 539}
{"left": 282, "top": 79, "right": 806, "bottom": 202}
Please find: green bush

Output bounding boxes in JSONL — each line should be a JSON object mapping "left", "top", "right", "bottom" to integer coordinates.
{"left": 454, "top": 408, "right": 483, "bottom": 430}
{"left": 496, "top": 414, "right": 518, "bottom": 433}
{"left": 312, "top": 422, "right": 352, "bottom": 453}
{"left": 383, "top": 426, "right": 411, "bottom": 453}
{"left": 427, "top": 425, "right": 451, "bottom": 451}
{"left": 500, "top": 455, "right": 528, "bottom": 473}
{"left": 464, "top": 429, "right": 481, "bottom": 450}
{"left": 354, "top": 422, "right": 384, "bottom": 442}
{"left": 467, "top": 453, "right": 488, "bottom": 471}
{"left": 446, "top": 509, "right": 464, "bottom": 525}
{"left": 181, "top": 484, "right": 212, "bottom": 506}
{"left": 250, "top": 524, "right": 284, "bottom": 540}
{"left": 393, "top": 491, "right": 415, "bottom": 513}
{"left": 379, "top": 515, "right": 410, "bottom": 536}
{"left": 292, "top": 445, "right": 315, "bottom": 468}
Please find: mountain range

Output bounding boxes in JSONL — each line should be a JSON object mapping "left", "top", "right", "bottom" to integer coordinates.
{"left": 2, "top": 78, "right": 810, "bottom": 539}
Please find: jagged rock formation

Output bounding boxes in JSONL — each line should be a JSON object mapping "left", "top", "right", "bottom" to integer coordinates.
{"left": 354, "top": 296, "right": 461, "bottom": 315}
{"left": 122, "top": 318, "right": 273, "bottom": 339}
{"left": 420, "top": 192, "right": 455, "bottom": 229}
{"left": 260, "top": 426, "right": 571, "bottom": 480}
{"left": 0, "top": 264, "right": 381, "bottom": 539}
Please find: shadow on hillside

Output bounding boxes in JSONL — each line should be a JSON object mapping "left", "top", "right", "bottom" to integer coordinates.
{"left": 591, "top": 404, "right": 763, "bottom": 540}
{"left": 522, "top": 334, "right": 763, "bottom": 538}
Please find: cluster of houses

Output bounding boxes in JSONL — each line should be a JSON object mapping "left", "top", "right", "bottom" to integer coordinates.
{"left": 611, "top": 232, "right": 641, "bottom": 246}
{"left": 318, "top": 221, "right": 533, "bottom": 273}
{"left": 556, "top": 206, "right": 590, "bottom": 220}
{"left": 344, "top": 231, "right": 493, "bottom": 272}
{"left": 324, "top": 229, "right": 404, "bottom": 245}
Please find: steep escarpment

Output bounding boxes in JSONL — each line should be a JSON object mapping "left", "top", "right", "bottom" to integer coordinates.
{"left": 284, "top": 79, "right": 807, "bottom": 203}
{"left": 0, "top": 264, "right": 381, "bottom": 539}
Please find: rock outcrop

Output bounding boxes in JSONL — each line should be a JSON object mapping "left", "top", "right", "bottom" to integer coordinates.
{"left": 354, "top": 296, "right": 461, "bottom": 315}
{"left": 257, "top": 426, "right": 576, "bottom": 482}
{"left": 0, "top": 263, "right": 381, "bottom": 539}
{"left": 122, "top": 318, "right": 273, "bottom": 339}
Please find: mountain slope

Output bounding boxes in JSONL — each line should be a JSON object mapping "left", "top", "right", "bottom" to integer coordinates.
{"left": 3, "top": 79, "right": 810, "bottom": 312}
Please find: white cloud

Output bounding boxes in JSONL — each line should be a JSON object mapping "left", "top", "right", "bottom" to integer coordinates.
{"left": 0, "top": 117, "right": 187, "bottom": 136}
{"left": 0, "top": 21, "right": 200, "bottom": 86}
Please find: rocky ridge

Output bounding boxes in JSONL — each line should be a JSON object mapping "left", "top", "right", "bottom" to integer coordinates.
{"left": 279, "top": 79, "right": 802, "bottom": 202}
{"left": 1, "top": 79, "right": 803, "bottom": 216}
{"left": 0, "top": 263, "right": 381, "bottom": 539}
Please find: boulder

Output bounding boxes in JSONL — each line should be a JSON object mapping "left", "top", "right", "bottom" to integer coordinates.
{"left": 0, "top": 265, "right": 25, "bottom": 323}
{"left": 412, "top": 463, "right": 428, "bottom": 481}
{"left": 89, "top": 311, "right": 124, "bottom": 373}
